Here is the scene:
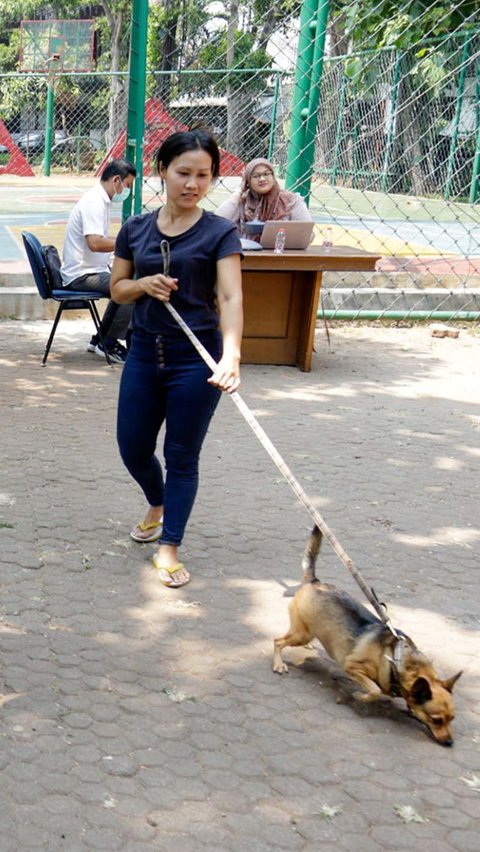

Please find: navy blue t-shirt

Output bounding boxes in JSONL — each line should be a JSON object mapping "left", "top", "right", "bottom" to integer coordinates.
{"left": 114, "top": 209, "right": 241, "bottom": 337}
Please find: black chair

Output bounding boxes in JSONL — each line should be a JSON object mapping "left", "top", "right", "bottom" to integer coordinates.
{"left": 21, "top": 230, "right": 112, "bottom": 366}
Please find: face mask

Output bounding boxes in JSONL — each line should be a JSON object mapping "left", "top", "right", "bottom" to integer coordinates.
{"left": 112, "top": 182, "right": 131, "bottom": 203}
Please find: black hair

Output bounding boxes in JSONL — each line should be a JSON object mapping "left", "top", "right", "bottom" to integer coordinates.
{"left": 101, "top": 158, "right": 137, "bottom": 182}
{"left": 155, "top": 130, "right": 220, "bottom": 179}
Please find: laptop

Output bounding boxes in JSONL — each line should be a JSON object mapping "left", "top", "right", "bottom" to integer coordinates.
{"left": 260, "top": 220, "right": 314, "bottom": 250}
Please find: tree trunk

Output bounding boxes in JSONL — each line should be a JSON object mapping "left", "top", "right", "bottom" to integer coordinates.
{"left": 390, "top": 72, "right": 430, "bottom": 196}
{"left": 257, "top": 14, "right": 279, "bottom": 54}
{"left": 156, "top": 0, "right": 179, "bottom": 106}
{"left": 102, "top": 2, "right": 126, "bottom": 149}
{"left": 328, "top": 18, "right": 349, "bottom": 58}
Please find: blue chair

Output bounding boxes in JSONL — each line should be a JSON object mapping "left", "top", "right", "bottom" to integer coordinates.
{"left": 21, "top": 231, "right": 112, "bottom": 366}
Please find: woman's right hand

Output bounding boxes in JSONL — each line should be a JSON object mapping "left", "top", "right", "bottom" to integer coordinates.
{"left": 141, "top": 274, "right": 178, "bottom": 302}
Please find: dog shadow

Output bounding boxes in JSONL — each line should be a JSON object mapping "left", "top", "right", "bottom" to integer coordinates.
{"left": 287, "top": 646, "right": 418, "bottom": 731}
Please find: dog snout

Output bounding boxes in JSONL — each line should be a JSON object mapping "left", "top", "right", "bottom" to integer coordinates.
{"left": 430, "top": 727, "right": 454, "bottom": 746}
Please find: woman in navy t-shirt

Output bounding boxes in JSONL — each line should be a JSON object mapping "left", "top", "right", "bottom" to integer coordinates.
{"left": 111, "top": 130, "right": 243, "bottom": 588}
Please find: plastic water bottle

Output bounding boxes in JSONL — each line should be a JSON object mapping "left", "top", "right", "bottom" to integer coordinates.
{"left": 274, "top": 228, "right": 286, "bottom": 253}
{"left": 322, "top": 227, "right": 333, "bottom": 251}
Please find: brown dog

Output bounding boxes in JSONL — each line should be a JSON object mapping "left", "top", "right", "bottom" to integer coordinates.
{"left": 273, "top": 526, "right": 462, "bottom": 745}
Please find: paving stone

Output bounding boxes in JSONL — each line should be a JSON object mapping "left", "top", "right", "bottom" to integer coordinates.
{"left": 200, "top": 749, "right": 233, "bottom": 770}
{"left": 338, "top": 836, "right": 384, "bottom": 852}
{"left": 226, "top": 838, "right": 290, "bottom": 852}
{"left": 417, "top": 786, "right": 459, "bottom": 808}
{"left": 4, "top": 781, "right": 41, "bottom": 805}
{"left": 82, "top": 828, "right": 124, "bottom": 850}
{"left": 1, "top": 320, "right": 479, "bottom": 849}
{"left": 447, "top": 830, "right": 480, "bottom": 851}
{"left": 458, "top": 796, "right": 480, "bottom": 819}
{"left": 62, "top": 712, "right": 93, "bottom": 730}
{"left": 149, "top": 834, "right": 197, "bottom": 852}
{"left": 67, "top": 744, "right": 104, "bottom": 763}
{"left": 101, "top": 755, "right": 138, "bottom": 777}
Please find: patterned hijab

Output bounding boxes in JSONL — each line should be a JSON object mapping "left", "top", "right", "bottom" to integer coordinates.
{"left": 239, "top": 158, "right": 297, "bottom": 234}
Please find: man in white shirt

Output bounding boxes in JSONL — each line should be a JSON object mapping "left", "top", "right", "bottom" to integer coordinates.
{"left": 61, "top": 158, "right": 136, "bottom": 363}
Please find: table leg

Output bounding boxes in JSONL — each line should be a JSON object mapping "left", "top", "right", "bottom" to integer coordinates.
{"left": 295, "top": 271, "right": 322, "bottom": 371}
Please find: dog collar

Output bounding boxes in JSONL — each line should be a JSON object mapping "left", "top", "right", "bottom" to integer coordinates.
{"left": 386, "top": 636, "right": 407, "bottom": 697}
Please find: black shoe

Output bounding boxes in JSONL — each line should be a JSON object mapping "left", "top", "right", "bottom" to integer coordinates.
{"left": 87, "top": 337, "right": 98, "bottom": 353}
{"left": 94, "top": 341, "right": 127, "bottom": 364}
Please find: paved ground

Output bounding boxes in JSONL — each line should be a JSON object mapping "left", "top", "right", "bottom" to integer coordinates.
{"left": 1, "top": 319, "right": 480, "bottom": 851}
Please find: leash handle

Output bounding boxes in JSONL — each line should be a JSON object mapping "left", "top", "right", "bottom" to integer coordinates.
{"left": 160, "top": 239, "right": 171, "bottom": 277}
{"left": 160, "top": 242, "right": 394, "bottom": 630}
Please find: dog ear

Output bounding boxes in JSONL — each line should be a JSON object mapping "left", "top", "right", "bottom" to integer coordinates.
{"left": 410, "top": 677, "right": 433, "bottom": 705}
{"left": 442, "top": 670, "right": 462, "bottom": 693}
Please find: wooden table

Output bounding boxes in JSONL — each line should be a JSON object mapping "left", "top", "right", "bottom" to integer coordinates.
{"left": 240, "top": 245, "right": 380, "bottom": 371}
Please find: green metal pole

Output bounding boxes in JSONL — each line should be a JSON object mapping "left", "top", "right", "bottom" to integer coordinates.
{"left": 124, "top": 0, "right": 149, "bottom": 219}
{"left": 470, "top": 134, "right": 480, "bottom": 203}
{"left": 43, "top": 80, "right": 55, "bottom": 176}
{"left": 285, "top": 0, "right": 319, "bottom": 193}
{"left": 267, "top": 71, "right": 281, "bottom": 162}
{"left": 318, "top": 309, "right": 480, "bottom": 321}
{"left": 444, "top": 35, "right": 470, "bottom": 200}
{"left": 469, "top": 55, "right": 480, "bottom": 204}
{"left": 297, "top": 0, "right": 331, "bottom": 199}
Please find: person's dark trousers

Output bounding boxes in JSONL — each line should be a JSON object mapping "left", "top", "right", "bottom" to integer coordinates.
{"left": 64, "top": 271, "right": 132, "bottom": 348}
{"left": 117, "top": 330, "right": 222, "bottom": 546}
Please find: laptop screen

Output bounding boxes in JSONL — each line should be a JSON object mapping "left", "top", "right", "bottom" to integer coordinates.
{"left": 260, "top": 220, "right": 314, "bottom": 250}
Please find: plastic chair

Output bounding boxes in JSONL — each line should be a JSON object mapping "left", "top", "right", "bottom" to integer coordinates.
{"left": 21, "top": 231, "right": 112, "bottom": 366}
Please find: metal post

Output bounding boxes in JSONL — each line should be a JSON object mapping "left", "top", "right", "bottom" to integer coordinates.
{"left": 267, "top": 71, "right": 281, "bottom": 163}
{"left": 297, "top": 0, "right": 331, "bottom": 199}
{"left": 124, "top": 0, "right": 149, "bottom": 218}
{"left": 285, "top": 0, "right": 319, "bottom": 193}
{"left": 469, "top": 54, "right": 480, "bottom": 204}
{"left": 43, "top": 79, "right": 55, "bottom": 176}
{"left": 445, "top": 34, "right": 470, "bottom": 200}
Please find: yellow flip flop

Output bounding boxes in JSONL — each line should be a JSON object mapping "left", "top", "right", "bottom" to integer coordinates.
{"left": 152, "top": 555, "right": 190, "bottom": 588}
{"left": 130, "top": 519, "right": 163, "bottom": 543}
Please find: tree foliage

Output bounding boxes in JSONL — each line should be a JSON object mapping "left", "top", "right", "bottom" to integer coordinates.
{"left": 327, "top": 0, "right": 480, "bottom": 196}
{"left": 331, "top": 0, "right": 479, "bottom": 51}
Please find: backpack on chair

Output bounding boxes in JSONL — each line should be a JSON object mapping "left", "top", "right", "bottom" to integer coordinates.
{"left": 41, "top": 244, "right": 63, "bottom": 291}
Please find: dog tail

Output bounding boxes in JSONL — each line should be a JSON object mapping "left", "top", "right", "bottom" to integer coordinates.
{"left": 302, "top": 525, "right": 323, "bottom": 583}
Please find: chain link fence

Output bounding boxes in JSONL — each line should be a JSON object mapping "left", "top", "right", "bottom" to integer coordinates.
{"left": 0, "top": 71, "right": 123, "bottom": 173}
{"left": 0, "top": 3, "right": 479, "bottom": 320}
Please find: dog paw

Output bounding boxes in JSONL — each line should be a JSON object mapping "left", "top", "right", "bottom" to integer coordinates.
{"left": 272, "top": 662, "right": 289, "bottom": 674}
{"left": 353, "top": 690, "right": 380, "bottom": 703}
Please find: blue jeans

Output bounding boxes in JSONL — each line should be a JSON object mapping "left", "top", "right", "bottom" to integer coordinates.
{"left": 117, "top": 330, "right": 222, "bottom": 546}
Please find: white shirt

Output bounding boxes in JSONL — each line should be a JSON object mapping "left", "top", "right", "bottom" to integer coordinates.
{"left": 61, "top": 182, "right": 112, "bottom": 285}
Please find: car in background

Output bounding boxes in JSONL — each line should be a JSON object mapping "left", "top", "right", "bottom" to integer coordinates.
{"left": 12, "top": 130, "right": 66, "bottom": 151}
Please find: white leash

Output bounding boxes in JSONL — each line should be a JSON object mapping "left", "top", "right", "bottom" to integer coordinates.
{"left": 160, "top": 241, "right": 397, "bottom": 631}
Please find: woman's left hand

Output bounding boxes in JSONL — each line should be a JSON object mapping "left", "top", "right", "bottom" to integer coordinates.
{"left": 208, "top": 356, "right": 241, "bottom": 394}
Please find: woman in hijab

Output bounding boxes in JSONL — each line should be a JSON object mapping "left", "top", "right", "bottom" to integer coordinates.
{"left": 216, "top": 157, "right": 312, "bottom": 239}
